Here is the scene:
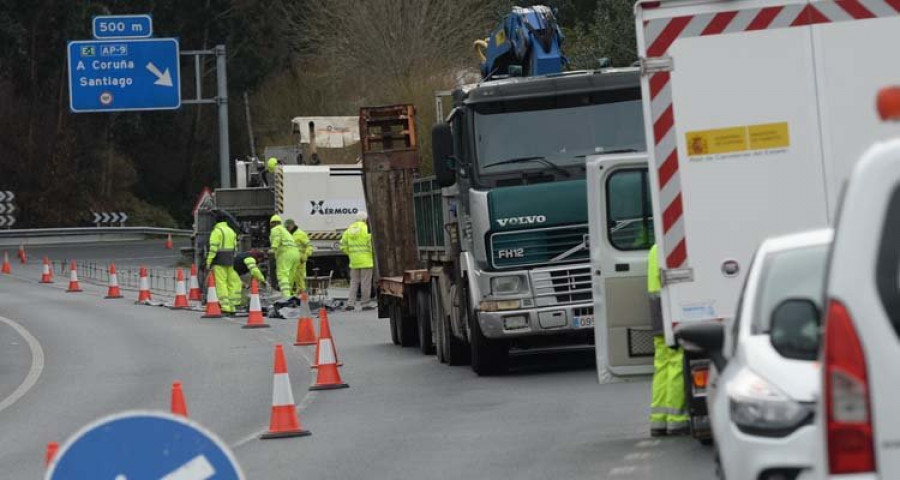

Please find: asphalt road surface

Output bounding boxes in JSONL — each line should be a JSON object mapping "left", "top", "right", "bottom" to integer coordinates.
{"left": 0, "top": 241, "right": 715, "bottom": 479}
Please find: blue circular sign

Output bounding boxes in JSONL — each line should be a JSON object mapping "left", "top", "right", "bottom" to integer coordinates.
{"left": 46, "top": 410, "right": 244, "bottom": 480}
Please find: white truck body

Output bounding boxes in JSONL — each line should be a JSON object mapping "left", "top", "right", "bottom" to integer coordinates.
{"left": 276, "top": 164, "right": 366, "bottom": 254}
{"left": 632, "top": 0, "right": 900, "bottom": 347}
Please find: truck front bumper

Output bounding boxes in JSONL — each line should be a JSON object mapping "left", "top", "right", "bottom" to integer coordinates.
{"left": 477, "top": 302, "right": 595, "bottom": 340}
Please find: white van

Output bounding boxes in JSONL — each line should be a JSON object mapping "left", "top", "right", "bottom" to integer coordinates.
{"left": 818, "top": 89, "right": 900, "bottom": 478}
{"left": 590, "top": 0, "right": 900, "bottom": 436}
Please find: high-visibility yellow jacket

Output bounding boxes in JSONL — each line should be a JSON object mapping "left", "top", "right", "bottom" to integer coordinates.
{"left": 648, "top": 244, "right": 661, "bottom": 294}
{"left": 269, "top": 224, "right": 298, "bottom": 257}
{"left": 206, "top": 221, "right": 237, "bottom": 267}
{"left": 340, "top": 220, "right": 373, "bottom": 269}
{"left": 233, "top": 252, "right": 266, "bottom": 284}
{"left": 292, "top": 229, "right": 314, "bottom": 262}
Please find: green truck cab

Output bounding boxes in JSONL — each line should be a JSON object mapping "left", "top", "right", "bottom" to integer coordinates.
{"left": 417, "top": 69, "right": 645, "bottom": 374}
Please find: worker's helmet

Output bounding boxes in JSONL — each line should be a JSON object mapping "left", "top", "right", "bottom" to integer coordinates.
{"left": 269, "top": 214, "right": 282, "bottom": 225}
{"left": 266, "top": 157, "right": 279, "bottom": 173}
{"left": 356, "top": 211, "right": 368, "bottom": 222}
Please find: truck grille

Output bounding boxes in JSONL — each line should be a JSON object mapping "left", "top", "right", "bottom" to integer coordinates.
{"left": 531, "top": 265, "right": 593, "bottom": 306}
{"left": 490, "top": 224, "right": 589, "bottom": 269}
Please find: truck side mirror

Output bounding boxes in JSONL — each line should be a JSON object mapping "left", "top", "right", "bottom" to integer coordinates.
{"left": 432, "top": 123, "right": 456, "bottom": 187}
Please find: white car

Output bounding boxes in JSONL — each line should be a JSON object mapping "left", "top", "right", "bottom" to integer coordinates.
{"left": 819, "top": 113, "right": 900, "bottom": 476}
{"left": 679, "top": 229, "right": 832, "bottom": 480}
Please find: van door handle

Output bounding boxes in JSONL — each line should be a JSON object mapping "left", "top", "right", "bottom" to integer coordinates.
{"left": 615, "top": 263, "right": 630, "bottom": 272}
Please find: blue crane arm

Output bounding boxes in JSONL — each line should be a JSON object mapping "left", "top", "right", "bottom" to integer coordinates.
{"left": 479, "top": 5, "right": 566, "bottom": 80}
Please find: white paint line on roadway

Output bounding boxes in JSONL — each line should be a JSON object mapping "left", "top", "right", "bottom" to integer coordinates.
{"left": 0, "top": 314, "right": 45, "bottom": 415}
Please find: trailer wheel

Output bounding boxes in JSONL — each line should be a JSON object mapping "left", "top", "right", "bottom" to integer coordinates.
{"left": 398, "top": 301, "right": 419, "bottom": 348}
{"left": 416, "top": 290, "right": 435, "bottom": 355}
{"left": 388, "top": 301, "right": 401, "bottom": 346}
{"left": 444, "top": 283, "right": 471, "bottom": 366}
{"left": 464, "top": 283, "right": 508, "bottom": 375}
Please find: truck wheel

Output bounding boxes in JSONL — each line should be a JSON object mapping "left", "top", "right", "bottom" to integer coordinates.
{"left": 442, "top": 311, "right": 470, "bottom": 366}
{"left": 464, "top": 284, "right": 508, "bottom": 375}
{"left": 416, "top": 290, "right": 435, "bottom": 355}
{"left": 388, "top": 301, "right": 400, "bottom": 346}
{"left": 431, "top": 285, "right": 446, "bottom": 363}
{"left": 398, "top": 303, "right": 419, "bottom": 348}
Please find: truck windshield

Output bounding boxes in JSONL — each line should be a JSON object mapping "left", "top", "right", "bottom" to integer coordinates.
{"left": 473, "top": 89, "right": 645, "bottom": 176}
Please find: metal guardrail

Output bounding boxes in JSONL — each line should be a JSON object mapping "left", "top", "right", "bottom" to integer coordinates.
{"left": 57, "top": 260, "right": 180, "bottom": 294}
{"left": 0, "top": 227, "right": 192, "bottom": 246}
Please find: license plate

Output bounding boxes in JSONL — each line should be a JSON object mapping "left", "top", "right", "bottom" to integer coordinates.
{"left": 573, "top": 315, "right": 594, "bottom": 329}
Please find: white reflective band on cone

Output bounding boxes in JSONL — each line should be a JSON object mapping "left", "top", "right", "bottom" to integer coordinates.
{"left": 207, "top": 287, "right": 218, "bottom": 302}
{"left": 272, "top": 373, "right": 295, "bottom": 406}
{"left": 176, "top": 280, "right": 186, "bottom": 295}
{"left": 110, "top": 273, "right": 119, "bottom": 286}
{"left": 250, "top": 293, "right": 261, "bottom": 311}
{"left": 318, "top": 339, "right": 336, "bottom": 365}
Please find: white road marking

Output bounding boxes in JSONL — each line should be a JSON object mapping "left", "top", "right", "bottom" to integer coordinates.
{"left": 634, "top": 439, "right": 660, "bottom": 448}
{"left": 159, "top": 454, "right": 216, "bottom": 480}
{"left": 0, "top": 314, "right": 45, "bottom": 415}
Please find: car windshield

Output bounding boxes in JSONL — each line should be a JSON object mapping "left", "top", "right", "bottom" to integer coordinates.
{"left": 473, "top": 89, "right": 645, "bottom": 175}
{"left": 752, "top": 243, "right": 829, "bottom": 336}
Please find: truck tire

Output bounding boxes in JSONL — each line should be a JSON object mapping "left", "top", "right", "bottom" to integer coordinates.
{"left": 388, "top": 301, "right": 401, "bottom": 346}
{"left": 431, "top": 284, "right": 446, "bottom": 363}
{"left": 416, "top": 290, "right": 435, "bottom": 355}
{"left": 464, "top": 283, "right": 508, "bottom": 375}
{"left": 398, "top": 301, "right": 419, "bottom": 348}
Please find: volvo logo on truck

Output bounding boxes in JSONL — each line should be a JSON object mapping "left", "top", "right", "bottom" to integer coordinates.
{"left": 496, "top": 215, "right": 546, "bottom": 227}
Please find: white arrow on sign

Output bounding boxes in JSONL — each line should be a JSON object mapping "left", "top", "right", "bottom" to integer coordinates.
{"left": 0, "top": 215, "right": 14, "bottom": 227}
{"left": 146, "top": 62, "right": 173, "bottom": 87}
{"left": 120, "top": 212, "right": 129, "bottom": 224}
{"left": 93, "top": 212, "right": 101, "bottom": 224}
{"left": 0, "top": 191, "right": 11, "bottom": 202}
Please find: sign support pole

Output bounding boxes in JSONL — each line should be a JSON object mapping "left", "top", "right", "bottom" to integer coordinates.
{"left": 215, "top": 45, "right": 230, "bottom": 189}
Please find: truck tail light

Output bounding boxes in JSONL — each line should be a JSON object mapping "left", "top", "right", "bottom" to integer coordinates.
{"left": 877, "top": 86, "right": 900, "bottom": 121}
{"left": 824, "top": 300, "right": 875, "bottom": 474}
{"left": 692, "top": 367, "right": 709, "bottom": 389}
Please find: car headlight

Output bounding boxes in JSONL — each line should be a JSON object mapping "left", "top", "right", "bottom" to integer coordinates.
{"left": 491, "top": 275, "right": 524, "bottom": 295}
{"left": 728, "top": 368, "right": 813, "bottom": 437}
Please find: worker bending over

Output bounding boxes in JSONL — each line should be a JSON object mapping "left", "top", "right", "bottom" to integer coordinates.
{"left": 206, "top": 211, "right": 239, "bottom": 314}
{"left": 268, "top": 215, "right": 300, "bottom": 299}
{"left": 284, "top": 219, "right": 314, "bottom": 295}
{"left": 233, "top": 250, "right": 268, "bottom": 305}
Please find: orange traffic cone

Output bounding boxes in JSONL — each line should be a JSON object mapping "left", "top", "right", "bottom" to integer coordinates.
{"left": 242, "top": 279, "right": 270, "bottom": 329}
{"left": 40, "top": 257, "right": 52, "bottom": 284}
{"left": 137, "top": 266, "right": 152, "bottom": 303}
{"left": 311, "top": 309, "right": 343, "bottom": 368}
{"left": 105, "top": 263, "right": 123, "bottom": 299}
{"left": 171, "top": 269, "right": 190, "bottom": 309}
{"left": 310, "top": 320, "right": 349, "bottom": 391}
{"left": 260, "top": 344, "right": 310, "bottom": 439}
{"left": 1, "top": 252, "right": 11, "bottom": 274}
{"left": 45, "top": 442, "right": 59, "bottom": 466}
{"left": 18, "top": 242, "right": 26, "bottom": 264}
{"left": 170, "top": 381, "right": 188, "bottom": 417}
{"left": 188, "top": 264, "right": 202, "bottom": 301}
{"left": 164, "top": 233, "right": 174, "bottom": 250}
{"left": 202, "top": 274, "right": 223, "bottom": 318}
{"left": 293, "top": 316, "right": 317, "bottom": 346}
{"left": 66, "top": 261, "right": 83, "bottom": 292}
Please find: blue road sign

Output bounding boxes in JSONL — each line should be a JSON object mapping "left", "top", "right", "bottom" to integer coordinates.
{"left": 93, "top": 15, "right": 153, "bottom": 39}
{"left": 47, "top": 411, "right": 244, "bottom": 479}
{"left": 67, "top": 38, "right": 181, "bottom": 113}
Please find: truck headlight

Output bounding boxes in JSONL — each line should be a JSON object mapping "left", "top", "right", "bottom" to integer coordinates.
{"left": 491, "top": 275, "right": 524, "bottom": 295}
{"left": 728, "top": 368, "right": 813, "bottom": 437}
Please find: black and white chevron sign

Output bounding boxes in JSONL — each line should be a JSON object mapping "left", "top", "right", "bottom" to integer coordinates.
{"left": 0, "top": 190, "right": 15, "bottom": 228}
{"left": 92, "top": 211, "right": 129, "bottom": 225}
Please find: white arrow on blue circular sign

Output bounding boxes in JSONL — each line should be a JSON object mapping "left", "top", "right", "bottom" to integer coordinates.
{"left": 46, "top": 410, "right": 244, "bottom": 480}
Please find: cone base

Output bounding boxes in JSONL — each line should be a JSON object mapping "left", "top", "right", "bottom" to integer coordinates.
{"left": 242, "top": 323, "right": 271, "bottom": 329}
{"left": 202, "top": 313, "right": 223, "bottom": 319}
{"left": 294, "top": 340, "right": 316, "bottom": 346}
{"left": 66, "top": 289, "right": 83, "bottom": 293}
{"left": 310, "top": 383, "right": 349, "bottom": 391}
{"left": 40, "top": 280, "right": 53, "bottom": 284}
{"left": 259, "top": 429, "right": 311, "bottom": 440}
{"left": 105, "top": 295, "right": 124, "bottom": 299}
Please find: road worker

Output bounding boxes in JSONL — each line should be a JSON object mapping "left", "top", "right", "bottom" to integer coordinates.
{"left": 268, "top": 215, "right": 300, "bottom": 299}
{"left": 284, "top": 219, "right": 314, "bottom": 296}
{"left": 340, "top": 211, "right": 375, "bottom": 311}
{"left": 233, "top": 250, "right": 268, "bottom": 305}
{"left": 648, "top": 243, "right": 688, "bottom": 436}
{"left": 206, "top": 210, "right": 239, "bottom": 315}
